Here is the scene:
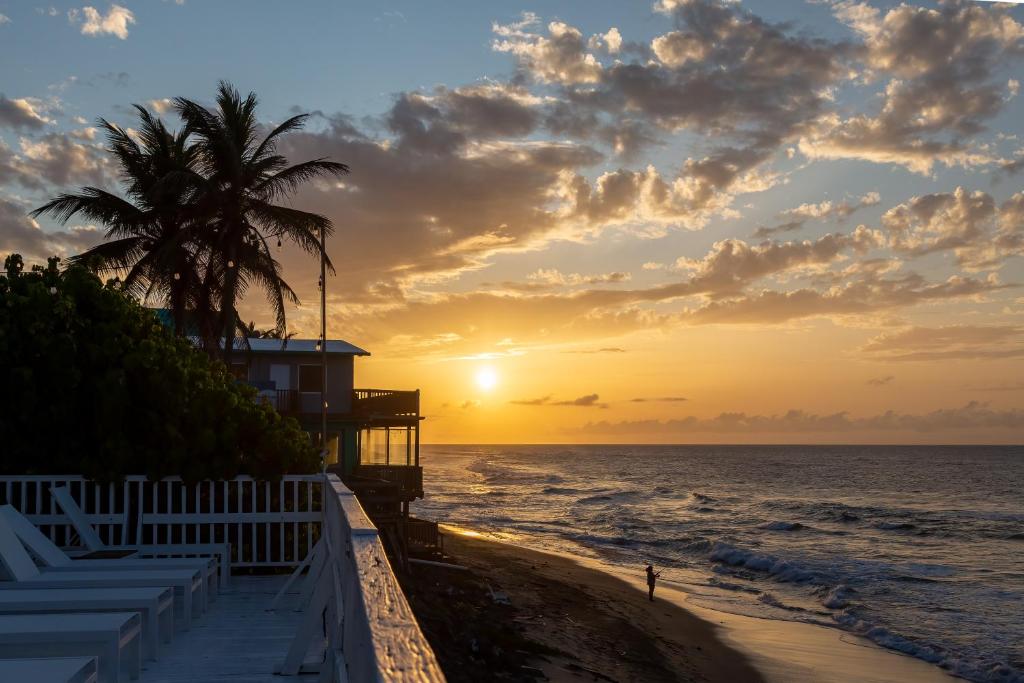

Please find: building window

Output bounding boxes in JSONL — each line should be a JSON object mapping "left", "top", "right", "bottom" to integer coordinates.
{"left": 299, "top": 364, "right": 323, "bottom": 393}
{"left": 230, "top": 363, "right": 248, "bottom": 381}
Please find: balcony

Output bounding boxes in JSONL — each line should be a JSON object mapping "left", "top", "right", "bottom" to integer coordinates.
{"left": 352, "top": 389, "right": 419, "bottom": 417}
{"left": 255, "top": 387, "right": 299, "bottom": 416}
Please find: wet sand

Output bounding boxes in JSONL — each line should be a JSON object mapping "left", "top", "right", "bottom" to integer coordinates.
{"left": 442, "top": 530, "right": 764, "bottom": 682}
{"left": 441, "top": 529, "right": 954, "bottom": 683}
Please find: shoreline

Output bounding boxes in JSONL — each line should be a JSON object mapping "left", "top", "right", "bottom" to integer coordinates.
{"left": 423, "top": 528, "right": 765, "bottom": 682}
{"left": 426, "top": 527, "right": 954, "bottom": 683}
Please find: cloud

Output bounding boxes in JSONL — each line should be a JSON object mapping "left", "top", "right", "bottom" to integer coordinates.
{"left": 0, "top": 197, "right": 102, "bottom": 262}
{"left": 0, "top": 95, "right": 54, "bottom": 130}
{"left": 14, "top": 133, "right": 111, "bottom": 187}
{"left": 801, "top": 1, "right": 1024, "bottom": 173}
{"left": 630, "top": 396, "right": 688, "bottom": 402}
{"left": 494, "top": 0, "right": 849, "bottom": 207}
{"left": 590, "top": 27, "right": 622, "bottom": 54}
{"left": 879, "top": 187, "right": 1024, "bottom": 269}
{"left": 564, "top": 347, "right": 627, "bottom": 354}
{"left": 69, "top": 4, "right": 135, "bottom": 39}
{"left": 579, "top": 402, "right": 1024, "bottom": 435}
{"left": 0, "top": 14, "right": 9, "bottom": 26}
{"left": 510, "top": 393, "right": 607, "bottom": 408}
{"left": 971, "top": 382, "right": 1024, "bottom": 392}
{"left": 866, "top": 375, "right": 894, "bottom": 386}
{"left": 860, "top": 325, "right": 1024, "bottom": 362}
{"left": 527, "top": 268, "right": 631, "bottom": 286}
{"left": 675, "top": 229, "right": 882, "bottom": 297}
{"left": 755, "top": 192, "right": 880, "bottom": 238}
{"left": 147, "top": 98, "right": 174, "bottom": 114}
{"left": 682, "top": 272, "right": 1005, "bottom": 326}
{"left": 493, "top": 18, "right": 603, "bottom": 84}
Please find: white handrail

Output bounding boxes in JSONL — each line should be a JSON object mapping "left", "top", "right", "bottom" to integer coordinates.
{"left": 322, "top": 474, "right": 444, "bottom": 683}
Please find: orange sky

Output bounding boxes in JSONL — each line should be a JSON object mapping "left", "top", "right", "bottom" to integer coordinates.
{"left": 4, "top": 1, "right": 1024, "bottom": 443}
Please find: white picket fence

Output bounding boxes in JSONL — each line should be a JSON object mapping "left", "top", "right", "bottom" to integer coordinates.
{"left": 0, "top": 474, "right": 323, "bottom": 567}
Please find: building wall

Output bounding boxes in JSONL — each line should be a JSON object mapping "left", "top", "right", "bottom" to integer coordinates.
{"left": 233, "top": 352, "right": 354, "bottom": 414}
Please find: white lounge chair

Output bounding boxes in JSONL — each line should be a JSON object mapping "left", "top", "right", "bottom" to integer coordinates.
{"left": 0, "top": 587, "right": 174, "bottom": 661}
{"left": 0, "top": 612, "right": 142, "bottom": 683}
{"left": 0, "top": 657, "right": 99, "bottom": 683}
{"left": 0, "top": 505, "right": 218, "bottom": 601}
{"left": 51, "top": 487, "right": 232, "bottom": 587}
{"left": 0, "top": 514, "right": 204, "bottom": 630}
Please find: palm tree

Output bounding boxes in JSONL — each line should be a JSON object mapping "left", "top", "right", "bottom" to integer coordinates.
{"left": 174, "top": 82, "right": 348, "bottom": 362}
{"left": 31, "top": 107, "right": 203, "bottom": 336}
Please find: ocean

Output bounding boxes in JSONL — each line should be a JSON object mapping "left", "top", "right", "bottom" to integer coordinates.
{"left": 411, "top": 445, "right": 1024, "bottom": 683}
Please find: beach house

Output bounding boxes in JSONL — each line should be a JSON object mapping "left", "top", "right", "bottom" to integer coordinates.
{"left": 226, "top": 338, "right": 420, "bottom": 476}
{"left": 224, "top": 337, "right": 432, "bottom": 562}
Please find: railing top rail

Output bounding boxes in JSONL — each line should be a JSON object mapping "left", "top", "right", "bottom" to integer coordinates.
{"left": 324, "top": 474, "right": 443, "bottom": 682}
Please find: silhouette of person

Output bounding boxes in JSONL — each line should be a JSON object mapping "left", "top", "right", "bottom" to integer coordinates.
{"left": 646, "top": 564, "right": 661, "bottom": 601}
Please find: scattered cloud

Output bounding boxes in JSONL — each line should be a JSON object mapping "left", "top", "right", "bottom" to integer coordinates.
{"left": 755, "top": 192, "right": 880, "bottom": 238}
{"left": 970, "top": 382, "right": 1024, "bottom": 392}
{"left": 579, "top": 402, "right": 1024, "bottom": 435}
{"left": 630, "top": 396, "right": 688, "bottom": 402}
{"left": 860, "top": 325, "right": 1024, "bottom": 362}
{"left": 0, "top": 95, "right": 54, "bottom": 130}
{"left": 0, "top": 197, "right": 102, "bottom": 262}
{"left": 564, "top": 347, "right": 627, "bottom": 354}
{"left": 801, "top": 1, "right": 1024, "bottom": 173}
{"left": 69, "top": 4, "right": 135, "bottom": 39}
{"left": 146, "top": 98, "right": 174, "bottom": 114}
{"left": 511, "top": 393, "right": 608, "bottom": 408}
{"left": 528, "top": 268, "right": 631, "bottom": 286}
{"left": 867, "top": 375, "right": 894, "bottom": 386}
{"left": 880, "top": 187, "right": 1024, "bottom": 269}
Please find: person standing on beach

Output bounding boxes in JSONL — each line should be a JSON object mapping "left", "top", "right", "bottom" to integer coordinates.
{"left": 646, "top": 564, "right": 661, "bottom": 601}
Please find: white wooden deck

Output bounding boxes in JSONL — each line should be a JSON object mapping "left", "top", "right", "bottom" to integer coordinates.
{"left": 139, "top": 575, "right": 320, "bottom": 683}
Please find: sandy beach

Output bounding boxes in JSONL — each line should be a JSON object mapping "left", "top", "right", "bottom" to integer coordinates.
{"left": 404, "top": 529, "right": 762, "bottom": 682}
{"left": 403, "top": 528, "right": 955, "bottom": 683}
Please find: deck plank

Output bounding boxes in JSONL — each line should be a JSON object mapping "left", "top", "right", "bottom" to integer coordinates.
{"left": 139, "top": 575, "right": 321, "bottom": 683}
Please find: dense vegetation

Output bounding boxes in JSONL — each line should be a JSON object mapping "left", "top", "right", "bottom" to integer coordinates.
{"left": 0, "top": 255, "right": 319, "bottom": 480}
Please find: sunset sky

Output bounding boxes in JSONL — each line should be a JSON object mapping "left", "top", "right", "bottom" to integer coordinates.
{"left": 2, "top": 0, "right": 1023, "bottom": 443}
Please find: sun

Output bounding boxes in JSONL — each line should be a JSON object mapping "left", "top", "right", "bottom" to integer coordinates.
{"left": 475, "top": 366, "right": 499, "bottom": 392}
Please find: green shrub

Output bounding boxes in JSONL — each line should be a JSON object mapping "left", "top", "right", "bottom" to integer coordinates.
{"left": 0, "top": 255, "right": 319, "bottom": 481}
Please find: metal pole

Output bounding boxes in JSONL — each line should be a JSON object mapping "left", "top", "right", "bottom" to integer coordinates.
{"left": 320, "top": 223, "right": 328, "bottom": 472}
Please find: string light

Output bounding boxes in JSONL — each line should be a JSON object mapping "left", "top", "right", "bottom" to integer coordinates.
{"left": 173, "top": 272, "right": 181, "bottom": 280}
{"left": 227, "top": 260, "right": 235, "bottom": 268}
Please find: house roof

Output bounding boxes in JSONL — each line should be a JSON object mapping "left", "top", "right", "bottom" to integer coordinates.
{"left": 229, "top": 338, "right": 371, "bottom": 356}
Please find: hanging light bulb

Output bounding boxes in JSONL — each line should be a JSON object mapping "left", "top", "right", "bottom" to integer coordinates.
{"left": 49, "top": 286, "right": 57, "bottom": 295}
{"left": 173, "top": 272, "right": 181, "bottom": 280}
{"left": 227, "top": 260, "right": 235, "bottom": 268}
{"left": 315, "top": 338, "right": 322, "bottom": 351}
